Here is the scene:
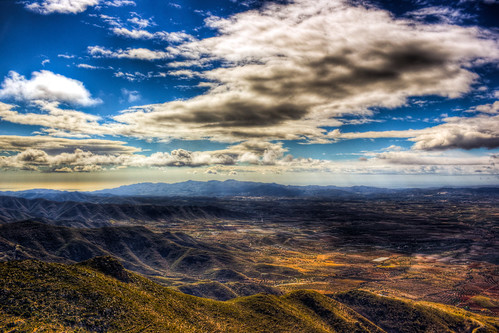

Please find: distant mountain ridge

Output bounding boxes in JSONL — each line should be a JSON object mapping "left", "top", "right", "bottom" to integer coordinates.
{"left": 1, "top": 180, "right": 498, "bottom": 201}
{"left": 91, "top": 179, "right": 360, "bottom": 197}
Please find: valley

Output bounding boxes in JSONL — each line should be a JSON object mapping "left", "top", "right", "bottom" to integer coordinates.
{"left": 0, "top": 181, "right": 498, "bottom": 330}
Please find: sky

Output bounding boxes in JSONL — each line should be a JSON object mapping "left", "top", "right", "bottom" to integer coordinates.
{"left": 0, "top": 0, "right": 498, "bottom": 190}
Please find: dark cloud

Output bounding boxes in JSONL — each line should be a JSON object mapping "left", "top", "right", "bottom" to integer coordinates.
{"left": 152, "top": 100, "right": 306, "bottom": 127}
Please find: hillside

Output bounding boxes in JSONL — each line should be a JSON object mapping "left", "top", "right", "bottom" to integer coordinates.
{"left": 0, "top": 220, "right": 243, "bottom": 278}
{"left": 0, "top": 196, "right": 237, "bottom": 227}
{"left": 0, "top": 221, "right": 286, "bottom": 300}
{"left": 0, "top": 258, "right": 497, "bottom": 332}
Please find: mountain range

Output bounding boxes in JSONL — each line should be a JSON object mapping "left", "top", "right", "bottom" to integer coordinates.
{"left": 2, "top": 180, "right": 499, "bottom": 202}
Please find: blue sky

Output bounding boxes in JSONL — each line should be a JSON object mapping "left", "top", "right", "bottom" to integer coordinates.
{"left": 0, "top": 0, "right": 498, "bottom": 189}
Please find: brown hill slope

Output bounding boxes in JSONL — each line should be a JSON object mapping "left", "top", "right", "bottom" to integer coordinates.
{"left": 0, "top": 257, "right": 497, "bottom": 332}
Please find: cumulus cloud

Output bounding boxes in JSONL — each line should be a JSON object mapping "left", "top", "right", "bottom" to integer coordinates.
{"left": 0, "top": 71, "right": 101, "bottom": 106}
{"left": 0, "top": 143, "right": 236, "bottom": 172}
{"left": 0, "top": 134, "right": 294, "bottom": 172}
{"left": 468, "top": 101, "right": 499, "bottom": 114}
{"left": 0, "top": 148, "right": 123, "bottom": 172}
{"left": 23, "top": 0, "right": 99, "bottom": 14}
{"left": 410, "top": 114, "right": 499, "bottom": 150}
{"left": 0, "top": 131, "right": 495, "bottom": 175}
{"left": 110, "top": 0, "right": 498, "bottom": 142}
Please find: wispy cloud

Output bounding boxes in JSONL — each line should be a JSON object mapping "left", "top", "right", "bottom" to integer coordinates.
{"left": 113, "top": 71, "right": 166, "bottom": 82}
{"left": 405, "top": 6, "right": 475, "bottom": 24}
{"left": 57, "top": 54, "right": 75, "bottom": 59}
{"left": 0, "top": 101, "right": 104, "bottom": 138}
{"left": 121, "top": 89, "right": 141, "bottom": 103}
{"left": 102, "top": 0, "right": 135, "bottom": 8}
{"left": 88, "top": 46, "right": 172, "bottom": 60}
{"left": 111, "top": 28, "right": 195, "bottom": 43}
{"left": 76, "top": 63, "right": 101, "bottom": 70}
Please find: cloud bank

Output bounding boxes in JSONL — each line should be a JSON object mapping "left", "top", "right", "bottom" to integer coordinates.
{"left": 105, "top": 0, "right": 498, "bottom": 142}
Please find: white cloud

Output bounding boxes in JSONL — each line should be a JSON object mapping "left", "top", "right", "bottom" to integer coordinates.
{"left": 113, "top": 71, "right": 166, "bottom": 82}
{"left": 375, "top": 149, "right": 492, "bottom": 166}
{"left": 121, "top": 89, "right": 141, "bottom": 103}
{"left": 98, "top": 14, "right": 122, "bottom": 27}
{"left": 410, "top": 114, "right": 499, "bottom": 150}
{"left": 167, "top": 69, "right": 199, "bottom": 78}
{"left": 0, "top": 70, "right": 101, "bottom": 106}
{"left": 158, "top": 31, "right": 195, "bottom": 43}
{"left": 0, "top": 101, "right": 105, "bottom": 137}
{"left": 88, "top": 46, "right": 172, "bottom": 60}
{"left": 103, "top": 0, "right": 135, "bottom": 7}
{"left": 112, "top": 28, "right": 154, "bottom": 39}
{"left": 111, "top": 28, "right": 195, "bottom": 43}
{"left": 77, "top": 63, "right": 99, "bottom": 69}
{"left": 23, "top": 0, "right": 135, "bottom": 14}
{"left": 468, "top": 101, "right": 499, "bottom": 114}
{"left": 57, "top": 54, "right": 75, "bottom": 59}
{"left": 127, "top": 16, "right": 153, "bottom": 28}
{"left": 24, "top": 0, "right": 100, "bottom": 14}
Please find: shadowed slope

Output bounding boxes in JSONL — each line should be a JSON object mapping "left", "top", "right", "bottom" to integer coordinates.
{"left": 0, "top": 220, "right": 241, "bottom": 277}
{"left": 0, "top": 196, "right": 237, "bottom": 227}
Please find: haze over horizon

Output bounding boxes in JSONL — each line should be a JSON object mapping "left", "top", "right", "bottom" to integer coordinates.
{"left": 0, "top": 0, "right": 498, "bottom": 190}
